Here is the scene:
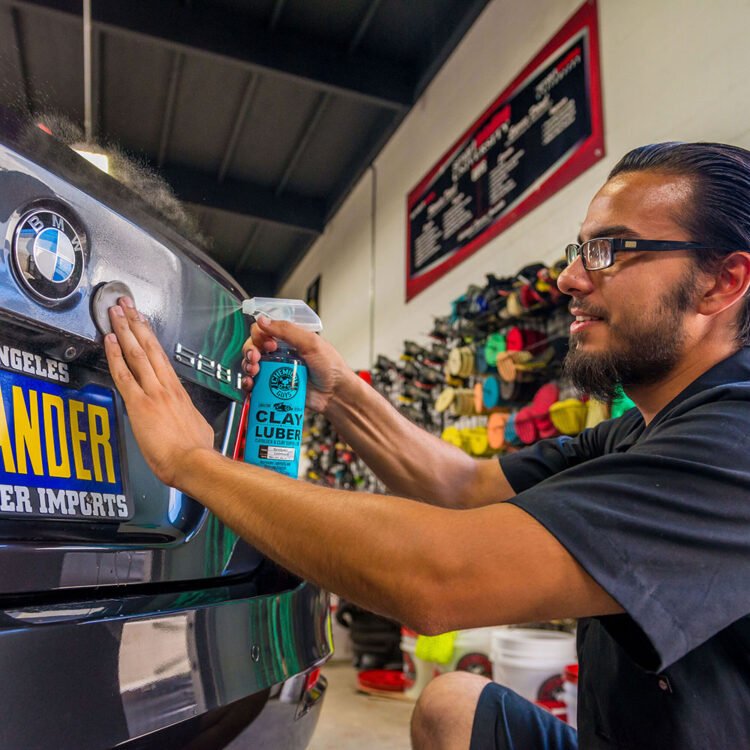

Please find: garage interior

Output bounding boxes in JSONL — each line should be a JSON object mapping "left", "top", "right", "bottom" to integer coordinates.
{"left": 0, "top": 0, "right": 489, "bottom": 297}
{"left": 0, "top": 0, "right": 748, "bottom": 748}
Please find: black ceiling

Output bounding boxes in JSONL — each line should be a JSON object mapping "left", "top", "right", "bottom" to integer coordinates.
{"left": 0, "top": 0, "right": 490, "bottom": 295}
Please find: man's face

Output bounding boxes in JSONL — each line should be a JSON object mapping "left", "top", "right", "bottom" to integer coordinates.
{"left": 557, "top": 170, "right": 703, "bottom": 400}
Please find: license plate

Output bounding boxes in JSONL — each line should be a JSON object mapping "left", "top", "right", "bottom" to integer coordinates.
{"left": 0, "top": 368, "right": 131, "bottom": 521}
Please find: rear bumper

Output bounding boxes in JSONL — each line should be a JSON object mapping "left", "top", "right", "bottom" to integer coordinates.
{"left": 0, "top": 580, "right": 331, "bottom": 749}
{"left": 225, "top": 672, "right": 328, "bottom": 750}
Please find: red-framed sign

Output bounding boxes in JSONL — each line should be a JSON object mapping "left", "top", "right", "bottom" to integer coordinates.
{"left": 406, "top": 0, "right": 604, "bottom": 301}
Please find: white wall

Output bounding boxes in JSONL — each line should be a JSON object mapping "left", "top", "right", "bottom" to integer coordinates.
{"left": 281, "top": 0, "right": 750, "bottom": 368}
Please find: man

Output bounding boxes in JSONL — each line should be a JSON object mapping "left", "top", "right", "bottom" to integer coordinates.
{"left": 105, "top": 142, "right": 750, "bottom": 749}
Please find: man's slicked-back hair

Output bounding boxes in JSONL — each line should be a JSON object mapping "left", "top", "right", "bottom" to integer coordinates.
{"left": 609, "top": 141, "right": 750, "bottom": 345}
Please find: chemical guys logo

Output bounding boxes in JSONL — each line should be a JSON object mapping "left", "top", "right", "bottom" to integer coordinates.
{"left": 0, "top": 342, "right": 129, "bottom": 521}
{"left": 12, "top": 208, "right": 85, "bottom": 303}
{"left": 269, "top": 366, "right": 299, "bottom": 400}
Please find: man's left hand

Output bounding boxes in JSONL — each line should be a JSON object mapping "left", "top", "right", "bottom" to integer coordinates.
{"left": 104, "top": 297, "right": 215, "bottom": 488}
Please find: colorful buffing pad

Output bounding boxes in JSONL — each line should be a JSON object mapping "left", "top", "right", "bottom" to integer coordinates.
{"left": 487, "top": 411, "right": 509, "bottom": 450}
{"left": 504, "top": 413, "right": 523, "bottom": 446}
{"left": 483, "top": 376, "right": 501, "bottom": 410}
{"left": 549, "top": 399, "right": 588, "bottom": 435}
{"left": 484, "top": 333, "right": 507, "bottom": 367}
{"left": 529, "top": 382, "right": 560, "bottom": 439}
{"left": 435, "top": 387, "right": 456, "bottom": 413}
{"left": 514, "top": 406, "right": 538, "bottom": 444}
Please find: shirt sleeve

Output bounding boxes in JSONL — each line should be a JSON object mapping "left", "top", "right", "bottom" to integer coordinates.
{"left": 506, "top": 393, "right": 750, "bottom": 671}
{"left": 500, "top": 416, "right": 624, "bottom": 493}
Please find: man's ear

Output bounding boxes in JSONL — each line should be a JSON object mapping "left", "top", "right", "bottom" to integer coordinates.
{"left": 696, "top": 252, "right": 750, "bottom": 317}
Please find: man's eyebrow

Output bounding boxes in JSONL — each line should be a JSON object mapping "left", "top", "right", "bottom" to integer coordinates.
{"left": 576, "top": 225, "right": 641, "bottom": 244}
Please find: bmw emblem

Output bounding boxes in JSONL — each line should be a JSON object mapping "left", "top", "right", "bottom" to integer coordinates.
{"left": 12, "top": 206, "right": 86, "bottom": 303}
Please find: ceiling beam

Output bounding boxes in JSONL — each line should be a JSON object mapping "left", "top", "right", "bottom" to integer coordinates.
{"left": 157, "top": 163, "right": 326, "bottom": 235}
{"left": 270, "top": 0, "right": 383, "bottom": 198}
{"left": 275, "top": 93, "right": 331, "bottom": 197}
{"left": 217, "top": 74, "right": 259, "bottom": 183}
{"left": 13, "top": 0, "right": 414, "bottom": 111}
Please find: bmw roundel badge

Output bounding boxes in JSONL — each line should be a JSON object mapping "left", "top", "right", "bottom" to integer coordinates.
{"left": 12, "top": 207, "right": 86, "bottom": 303}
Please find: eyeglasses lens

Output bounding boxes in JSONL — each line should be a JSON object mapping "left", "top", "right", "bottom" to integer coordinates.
{"left": 565, "top": 244, "right": 580, "bottom": 265}
{"left": 584, "top": 239, "right": 612, "bottom": 270}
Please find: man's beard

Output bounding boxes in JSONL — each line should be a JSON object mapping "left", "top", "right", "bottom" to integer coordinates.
{"left": 562, "top": 272, "right": 697, "bottom": 402}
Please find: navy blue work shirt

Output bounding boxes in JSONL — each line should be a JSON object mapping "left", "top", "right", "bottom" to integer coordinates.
{"left": 500, "top": 346, "right": 750, "bottom": 749}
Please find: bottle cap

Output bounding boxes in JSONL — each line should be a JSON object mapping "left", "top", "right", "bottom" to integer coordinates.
{"left": 242, "top": 297, "right": 323, "bottom": 332}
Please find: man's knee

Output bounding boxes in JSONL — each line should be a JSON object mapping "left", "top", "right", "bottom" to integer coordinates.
{"left": 411, "top": 671, "right": 490, "bottom": 750}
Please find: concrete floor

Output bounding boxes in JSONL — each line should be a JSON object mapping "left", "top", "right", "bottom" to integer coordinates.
{"left": 308, "top": 663, "right": 415, "bottom": 750}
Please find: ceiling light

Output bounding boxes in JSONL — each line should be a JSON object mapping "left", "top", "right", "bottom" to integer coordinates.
{"left": 72, "top": 147, "right": 110, "bottom": 174}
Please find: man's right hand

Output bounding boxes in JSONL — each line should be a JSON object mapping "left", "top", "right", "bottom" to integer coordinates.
{"left": 243, "top": 316, "right": 515, "bottom": 509}
{"left": 242, "top": 316, "right": 352, "bottom": 413}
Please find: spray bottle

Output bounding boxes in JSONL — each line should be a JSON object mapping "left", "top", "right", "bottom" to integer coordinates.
{"left": 241, "top": 297, "right": 323, "bottom": 478}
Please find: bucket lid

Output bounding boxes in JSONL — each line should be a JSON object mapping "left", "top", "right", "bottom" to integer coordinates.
{"left": 454, "top": 627, "right": 496, "bottom": 649}
{"left": 358, "top": 669, "right": 406, "bottom": 692}
{"left": 491, "top": 628, "right": 576, "bottom": 657}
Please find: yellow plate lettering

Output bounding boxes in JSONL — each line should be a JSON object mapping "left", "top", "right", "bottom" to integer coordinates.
{"left": 69, "top": 399, "right": 92, "bottom": 481}
{"left": 42, "top": 392, "right": 71, "bottom": 479}
{"left": 0, "top": 387, "right": 15, "bottom": 474}
{"left": 88, "top": 404, "right": 115, "bottom": 484}
{"left": 12, "top": 386, "right": 43, "bottom": 476}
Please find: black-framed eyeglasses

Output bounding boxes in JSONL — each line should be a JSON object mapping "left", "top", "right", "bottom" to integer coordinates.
{"left": 564, "top": 237, "right": 716, "bottom": 271}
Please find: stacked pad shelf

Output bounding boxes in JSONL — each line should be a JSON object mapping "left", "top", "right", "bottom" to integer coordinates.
{"left": 303, "top": 257, "right": 636, "bottom": 486}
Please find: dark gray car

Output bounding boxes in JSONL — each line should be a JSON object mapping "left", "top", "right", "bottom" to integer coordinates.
{"left": 0, "top": 109, "right": 330, "bottom": 749}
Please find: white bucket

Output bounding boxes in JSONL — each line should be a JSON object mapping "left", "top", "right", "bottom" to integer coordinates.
{"left": 490, "top": 628, "right": 576, "bottom": 703}
{"left": 401, "top": 634, "right": 438, "bottom": 699}
{"left": 563, "top": 663, "right": 579, "bottom": 728}
{"left": 328, "top": 596, "right": 353, "bottom": 662}
{"left": 439, "top": 627, "right": 496, "bottom": 678}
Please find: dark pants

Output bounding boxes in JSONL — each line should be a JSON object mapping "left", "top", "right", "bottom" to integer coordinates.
{"left": 470, "top": 683, "right": 578, "bottom": 750}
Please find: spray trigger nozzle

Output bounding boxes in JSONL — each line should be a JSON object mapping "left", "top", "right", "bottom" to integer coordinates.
{"left": 241, "top": 297, "right": 323, "bottom": 332}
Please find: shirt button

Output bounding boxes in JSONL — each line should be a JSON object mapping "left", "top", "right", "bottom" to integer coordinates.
{"left": 657, "top": 675, "right": 673, "bottom": 693}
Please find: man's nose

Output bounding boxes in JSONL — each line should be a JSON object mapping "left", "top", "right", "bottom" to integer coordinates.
{"left": 557, "top": 256, "right": 594, "bottom": 297}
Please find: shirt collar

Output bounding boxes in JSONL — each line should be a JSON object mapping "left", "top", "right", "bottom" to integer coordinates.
{"left": 649, "top": 346, "right": 750, "bottom": 429}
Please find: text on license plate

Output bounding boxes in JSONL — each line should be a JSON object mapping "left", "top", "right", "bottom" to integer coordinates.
{"left": 0, "top": 368, "right": 130, "bottom": 520}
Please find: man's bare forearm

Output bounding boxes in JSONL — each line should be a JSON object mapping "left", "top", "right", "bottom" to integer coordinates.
{"left": 323, "top": 371, "right": 515, "bottom": 508}
{"left": 178, "top": 449, "right": 620, "bottom": 634}
{"left": 182, "top": 448, "right": 453, "bottom": 629}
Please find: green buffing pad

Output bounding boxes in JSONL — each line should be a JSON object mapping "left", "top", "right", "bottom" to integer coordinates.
{"left": 484, "top": 333, "right": 507, "bottom": 367}
{"left": 611, "top": 385, "right": 636, "bottom": 419}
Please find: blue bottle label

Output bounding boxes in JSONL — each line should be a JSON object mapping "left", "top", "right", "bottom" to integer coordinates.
{"left": 244, "top": 358, "right": 307, "bottom": 478}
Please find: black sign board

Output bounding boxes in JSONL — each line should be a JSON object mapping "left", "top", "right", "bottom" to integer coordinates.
{"left": 406, "top": 0, "right": 604, "bottom": 300}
